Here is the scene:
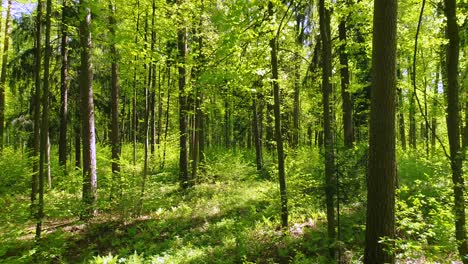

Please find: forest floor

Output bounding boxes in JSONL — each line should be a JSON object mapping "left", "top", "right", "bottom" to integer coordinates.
{"left": 0, "top": 145, "right": 463, "bottom": 263}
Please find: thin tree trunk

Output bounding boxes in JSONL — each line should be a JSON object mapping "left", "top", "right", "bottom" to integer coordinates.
{"left": 31, "top": 0, "right": 42, "bottom": 217}
{"left": 398, "top": 87, "right": 407, "bottom": 150}
{"left": 252, "top": 86, "right": 263, "bottom": 171}
{"left": 444, "top": 0, "right": 468, "bottom": 261}
{"left": 319, "top": 0, "right": 335, "bottom": 256}
{"left": 364, "top": 0, "right": 397, "bottom": 260}
{"left": 431, "top": 70, "right": 439, "bottom": 153}
{"left": 59, "top": 0, "right": 69, "bottom": 169}
{"left": 268, "top": 1, "right": 288, "bottom": 229}
{"left": 109, "top": 2, "right": 121, "bottom": 200}
{"left": 409, "top": 89, "right": 417, "bottom": 149}
{"left": 177, "top": 0, "right": 189, "bottom": 188}
{"left": 0, "top": 0, "right": 12, "bottom": 152}
{"left": 37, "top": 0, "right": 49, "bottom": 238}
{"left": 79, "top": 0, "right": 98, "bottom": 219}
{"left": 161, "top": 65, "right": 171, "bottom": 169}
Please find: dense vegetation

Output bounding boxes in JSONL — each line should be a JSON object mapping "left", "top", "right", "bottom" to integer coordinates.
{"left": 0, "top": 0, "right": 467, "bottom": 263}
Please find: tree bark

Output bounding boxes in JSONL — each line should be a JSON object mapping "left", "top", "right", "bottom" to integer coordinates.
{"left": 444, "top": 0, "right": 468, "bottom": 261}
{"left": 31, "top": 0, "right": 42, "bottom": 217}
{"left": 79, "top": 0, "right": 98, "bottom": 219}
{"left": 109, "top": 2, "right": 120, "bottom": 175}
{"left": 37, "top": 0, "right": 50, "bottom": 238}
{"left": 177, "top": 0, "right": 189, "bottom": 188}
{"left": 339, "top": 17, "right": 354, "bottom": 148}
{"left": 364, "top": 0, "right": 397, "bottom": 261}
{"left": 398, "top": 69, "right": 406, "bottom": 150}
{"left": 409, "top": 88, "right": 417, "bottom": 149}
{"left": 268, "top": 1, "right": 288, "bottom": 229}
{"left": 59, "top": 0, "right": 69, "bottom": 169}
{"left": 0, "top": 0, "right": 12, "bottom": 152}
{"left": 319, "top": 0, "right": 335, "bottom": 256}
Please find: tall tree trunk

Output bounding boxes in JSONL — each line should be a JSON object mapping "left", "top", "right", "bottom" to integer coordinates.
{"left": 268, "top": 1, "right": 288, "bottom": 229}
{"left": 59, "top": 0, "right": 69, "bottom": 169}
{"left": 37, "top": 0, "right": 50, "bottom": 238}
{"left": 0, "top": 0, "right": 12, "bottom": 152}
{"left": 31, "top": 0, "right": 42, "bottom": 217}
{"left": 339, "top": 17, "right": 354, "bottom": 148}
{"left": 319, "top": 0, "right": 335, "bottom": 256}
{"left": 177, "top": 0, "right": 189, "bottom": 188}
{"left": 431, "top": 70, "right": 439, "bottom": 153}
{"left": 397, "top": 69, "right": 406, "bottom": 151}
{"left": 444, "top": 0, "right": 468, "bottom": 261}
{"left": 132, "top": 0, "right": 140, "bottom": 170}
{"left": 79, "top": 0, "right": 98, "bottom": 219}
{"left": 149, "top": 0, "right": 156, "bottom": 155}
{"left": 409, "top": 89, "right": 417, "bottom": 149}
{"left": 109, "top": 2, "right": 120, "bottom": 200}
{"left": 364, "top": 0, "right": 397, "bottom": 261}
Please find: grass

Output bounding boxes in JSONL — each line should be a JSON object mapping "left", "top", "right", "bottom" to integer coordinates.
{"left": 0, "top": 144, "right": 463, "bottom": 263}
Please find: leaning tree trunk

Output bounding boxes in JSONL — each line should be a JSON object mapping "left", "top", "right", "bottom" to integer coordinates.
{"left": 444, "top": 0, "right": 468, "bottom": 261}
{"left": 268, "top": 1, "right": 288, "bottom": 229}
{"left": 364, "top": 0, "right": 397, "bottom": 261}
{"left": 319, "top": 0, "right": 336, "bottom": 256}
{"left": 79, "top": 0, "right": 98, "bottom": 219}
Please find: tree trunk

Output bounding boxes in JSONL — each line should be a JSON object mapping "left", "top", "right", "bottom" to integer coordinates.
{"left": 397, "top": 69, "right": 406, "bottom": 150}
{"left": 0, "top": 0, "right": 12, "bottom": 152}
{"left": 268, "top": 1, "right": 288, "bottom": 229}
{"left": 444, "top": 0, "right": 468, "bottom": 261}
{"left": 409, "top": 89, "right": 417, "bottom": 149}
{"left": 37, "top": 0, "right": 50, "bottom": 238}
{"left": 339, "top": 18, "right": 354, "bottom": 148}
{"left": 31, "top": 0, "right": 42, "bottom": 217}
{"left": 79, "top": 0, "right": 98, "bottom": 219}
{"left": 109, "top": 2, "right": 120, "bottom": 202}
{"left": 319, "top": 0, "right": 335, "bottom": 256}
{"left": 177, "top": 0, "right": 189, "bottom": 188}
{"left": 109, "top": 2, "right": 120, "bottom": 177}
{"left": 364, "top": 0, "right": 397, "bottom": 261}
{"left": 59, "top": 0, "right": 69, "bottom": 169}
{"left": 252, "top": 83, "right": 263, "bottom": 171}
{"left": 431, "top": 70, "right": 438, "bottom": 153}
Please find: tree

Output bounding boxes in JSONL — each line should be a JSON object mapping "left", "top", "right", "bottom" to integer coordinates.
{"left": 59, "top": 0, "right": 70, "bottom": 169}
{"left": 319, "top": 0, "right": 336, "bottom": 255}
{"left": 0, "top": 0, "right": 12, "bottom": 152}
{"left": 177, "top": 0, "right": 189, "bottom": 188}
{"left": 364, "top": 0, "right": 397, "bottom": 261}
{"left": 444, "top": 0, "right": 468, "bottom": 261}
{"left": 36, "top": 0, "right": 52, "bottom": 239}
{"left": 268, "top": 1, "right": 288, "bottom": 229}
{"left": 79, "top": 0, "right": 98, "bottom": 219}
{"left": 109, "top": 1, "right": 120, "bottom": 187}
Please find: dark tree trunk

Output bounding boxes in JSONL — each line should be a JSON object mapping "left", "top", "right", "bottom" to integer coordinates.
{"left": 31, "top": 0, "right": 42, "bottom": 217}
{"left": 431, "top": 70, "right": 438, "bottom": 153}
{"left": 79, "top": 0, "right": 98, "bottom": 219}
{"left": 444, "top": 0, "right": 468, "bottom": 261}
{"left": 37, "top": 0, "right": 50, "bottom": 238}
{"left": 319, "top": 0, "right": 335, "bottom": 256}
{"left": 409, "top": 89, "right": 417, "bottom": 149}
{"left": 177, "top": 0, "right": 189, "bottom": 188}
{"left": 0, "top": 0, "right": 11, "bottom": 152}
{"left": 364, "top": 0, "right": 397, "bottom": 261}
{"left": 397, "top": 69, "right": 406, "bottom": 151}
{"left": 59, "top": 0, "right": 69, "bottom": 169}
{"left": 268, "top": 1, "right": 288, "bottom": 229}
{"left": 339, "top": 18, "right": 354, "bottom": 148}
